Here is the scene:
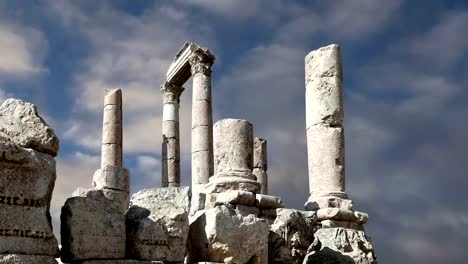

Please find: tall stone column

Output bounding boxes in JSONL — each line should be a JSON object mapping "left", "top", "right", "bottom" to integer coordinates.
{"left": 305, "top": 44, "right": 348, "bottom": 209}
{"left": 101, "top": 89, "right": 123, "bottom": 168}
{"left": 189, "top": 48, "right": 215, "bottom": 187}
{"left": 161, "top": 82, "right": 184, "bottom": 187}
{"left": 253, "top": 137, "right": 268, "bottom": 194}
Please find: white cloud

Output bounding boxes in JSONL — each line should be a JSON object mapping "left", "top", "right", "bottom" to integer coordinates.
{"left": 0, "top": 23, "right": 47, "bottom": 78}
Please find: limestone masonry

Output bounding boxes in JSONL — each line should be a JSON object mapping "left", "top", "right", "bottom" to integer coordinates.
{"left": 0, "top": 42, "right": 376, "bottom": 263}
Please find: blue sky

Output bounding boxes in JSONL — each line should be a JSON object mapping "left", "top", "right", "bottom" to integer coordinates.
{"left": 0, "top": 1, "right": 467, "bottom": 263}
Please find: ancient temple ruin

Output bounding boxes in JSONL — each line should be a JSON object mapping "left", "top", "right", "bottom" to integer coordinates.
{"left": 0, "top": 42, "right": 377, "bottom": 264}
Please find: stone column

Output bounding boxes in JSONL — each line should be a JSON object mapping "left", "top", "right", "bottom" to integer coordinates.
{"left": 101, "top": 89, "right": 123, "bottom": 168}
{"left": 161, "top": 82, "right": 184, "bottom": 187}
{"left": 253, "top": 137, "right": 268, "bottom": 194}
{"left": 305, "top": 44, "right": 347, "bottom": 205}
{"left": 189, "top": 48, "right": 215, "bottom": 187}
{"left": 206, "top": 119, "right": 260, "bottom": 193}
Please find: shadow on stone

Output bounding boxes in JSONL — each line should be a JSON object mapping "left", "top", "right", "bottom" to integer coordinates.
{"left": 304, "top": 247, "right": 356, "bottom": 264}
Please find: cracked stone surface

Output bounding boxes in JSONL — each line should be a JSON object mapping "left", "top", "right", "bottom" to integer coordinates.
{"left": 0, "top": 99, "right": 59, "bottom": 156}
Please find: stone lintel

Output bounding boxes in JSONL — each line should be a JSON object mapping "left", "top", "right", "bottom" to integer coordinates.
{"left": 166, "top": 42, "right": 215, "bottom": 86}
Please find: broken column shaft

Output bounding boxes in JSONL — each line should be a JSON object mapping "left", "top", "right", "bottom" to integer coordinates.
{"left": 253, "top": 137, "right": 268, "bottom": 194}
{"left": 101, "top": 89, "right": 123, "bottom": 168}
{"left": 189, "top": 49, "right": 215, "bottom": 186}
{"left": 305, "top": 44, "right": 347, "bottom": 203}
{"left": 161, "top": 82, "right": 184, "bottom": 187}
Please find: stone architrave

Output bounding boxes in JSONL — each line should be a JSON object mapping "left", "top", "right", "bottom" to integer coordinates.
{"left": 305, "top": 44, "right": 348, "bottom": 208}
{"left": 126, "top": 187, "right": 190, "bottom": 262}
{"left": 101, "top": 89, "right": 123, "bottom": 168}
{"left": 0, "top": 99, "right": 59, "bottom": 156}
{"left": 253, "top": 137, "right": 268, "bottom": 194}
{"left": 205, "top": 119, "right": 260, "bottom": 194}
{"left": 60, "top": 190, "right": 126, "bottom": 262}
{"left": 160, "top": 82, "right": 184, "bottom": 187}
{"left": 189, "top": 47, "right": 215, "bottom": 187}
{"left": 0, "top": 142, "right": 59, "bottom": 256}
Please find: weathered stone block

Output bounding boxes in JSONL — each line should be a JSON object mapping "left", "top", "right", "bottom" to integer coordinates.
{"left": 190, "top": 205, "right": 269, "bottom": 264}
{"left": 60, "top": 189, "right": 125, "bottom": 262}
{"left": 255, "top": 194, "right": 283, "bottom": 209}
{"left": 303, "top": 228, "right": 377, "bottom": 264}
{"left": 316, "top": 208, "right": 368, "bottom": 224}
{"left": 77, "top": 260, "right": 163, "bottom": 264}
{"left": 205, "top": 190, "right": 256, "bottom": 208}
{"left": 269, "top": 209, "right": 317, "bottom": 264}
{"left": 304, "top": 196, "right": 353, "bottom": 211}
{"left": 0, "top": 99, "right": 59, "bottom": 156}
{"left": 126, "top": 187, "right": 190, "bottom": 262}
{"left": 0, "top": 141, "right": 59, "bottom": 256}
{"left": 0, "top": 254, "right": 57, "bottom": 264}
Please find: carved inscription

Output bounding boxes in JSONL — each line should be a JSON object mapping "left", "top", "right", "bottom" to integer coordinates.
{"left": 0, "top": 195, "right": 46, "bottom": 207}
{"left": 0, "top": 228, "right": 53, "bottom": 239}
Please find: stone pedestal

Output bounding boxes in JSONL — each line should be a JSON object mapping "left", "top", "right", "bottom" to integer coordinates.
{"left": 205, "top": 119, "right": 260, "bottom": 194}
{"left": 189, "top": 48, "right": 215, "bottom": 187}
{"left": 253, "top": 137, "right": 268, "bottom": 194}
{"left": 161, "top": 82, "right": 184, "bottom": 187}
{"left": 126, "top": 187, "right": 190, "bottom": 262}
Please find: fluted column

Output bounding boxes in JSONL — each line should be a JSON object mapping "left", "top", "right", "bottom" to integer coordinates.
{"left": 161, "top": 82, "right": 184, "bottom": 187}
{"left": 189, "top": 48, "right": 215, "bottom": 187}
{"left": 101, "top": 89, "right": 123, "bottom": 168}
{"left": 253, "top": 137, "right": 268, "bottom": 194}
{"left": 305, "top": 44, "right": 347, "bottom": 203}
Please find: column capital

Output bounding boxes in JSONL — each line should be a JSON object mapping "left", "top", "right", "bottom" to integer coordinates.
{"left": 160, "top": 82, "right": 184, "bottom": 103}
{"left": 188, "top": 47, "right": 215, "bottom": 76}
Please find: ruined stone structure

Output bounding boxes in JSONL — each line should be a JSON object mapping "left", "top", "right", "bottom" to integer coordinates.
{"left": 0, "top": 42, "right": 376, "bottom": 264}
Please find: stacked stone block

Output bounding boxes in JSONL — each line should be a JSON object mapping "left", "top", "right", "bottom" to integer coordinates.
{"left": 0, "top": 99, "right": 60, "bottom": 263}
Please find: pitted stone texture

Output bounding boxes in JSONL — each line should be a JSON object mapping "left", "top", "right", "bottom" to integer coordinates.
{"left": 0, "top": 99, "right": 59, "bottom": 156}
{"left": 320, "top": 220, "right": 364, "bottom": 231}
{"left": 303, "top": 228, "right": 377, "bottom": 264}
{"left": 60, "top": 189, "right": 125, "bottom": 262}
{"left": 255, "top": 194, "right": 284, "bottom": 209}
{"left": 213, "top": 119, "right": 253, "bottom": 175}
{"left": 316, "top": 208, "right": 368, "bottom": 224}
{"left": 190, "top": 205, "right": 269, "bottom": 264}
{"left": 253, "top": 137, "right": 267, "bottom": 169}
{"left": 77, "top": 261, "right": 163, "bottom": 264}
{"left": 305, "top": 196, "right": 353, "bottom": 211}
{"left": 126, "top": 187, "right": 190, "bottom": 262}
{"left": 305, "top": 44, "right": 343, "bottom": 128}
{"left": 205, "top": 190, "right": 256, "bottom": 208}
{"left": 0, "top": 254, "right": 57, "bottom": 264}
{"left": 92, "top": 166, "right": 130, "bottom": 192}
{"left": 0, "top": 141, "right": 59, "bottom": 256}
{"left": 269, "top": 209, "right": 317, "bottom": 264}
{"left": 306, "top": 125, "right": 345, "bottom": 199}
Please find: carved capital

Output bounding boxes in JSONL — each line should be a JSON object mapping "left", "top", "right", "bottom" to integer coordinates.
{"left": 188, "top": 47, "right": 215, "bottom": 76}
{"left": 160, "top": 82, "right": 184, "bottom": 103}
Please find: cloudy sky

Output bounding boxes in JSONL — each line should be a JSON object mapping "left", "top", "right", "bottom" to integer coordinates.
{"left": 0, "top": 0, "right": 467, "bottom": 263}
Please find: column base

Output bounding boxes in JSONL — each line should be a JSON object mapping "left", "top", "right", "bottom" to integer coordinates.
{"left": 305, "top": 193, "right": 352, "bottom": 211}
{"left": 204, "top": 174, "right": 261, "bottom": 194}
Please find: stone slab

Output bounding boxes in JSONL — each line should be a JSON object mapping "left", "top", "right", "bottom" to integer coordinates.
{"left": 269, "top": 209, "right": 317, "bottom": 264}
{"left": 303, "top": 227, "right": 377, "bottom": 264}
{"left": 61, "top": 189, "right": 125, "bottom": 262}
{"left": 205, "top": 190, "right": 255, "bottom": 208}
{"left": 126, "top": 187, "right": 190, "bottom": 262}
{"left": 0, "top": 254, "right": 57, "bottom": 264}
{"left": 76, "top": 261, "right": 163, "bottom": 264}
{"left": 305, "top": 196, "right": 353, "bottom": 211}
{"left": 255, "top": 194, "right": 283, "bottom": 209}
{"left": 316, "top": 208, "right": 368, "bottom": 224}
{"left": 0, "top": 99, "right": 59, "bottom": 156}
{"left": 0, "top": 141, "right": 59, "bottom": 256}
{"left": 190, "top": 205, "right": 268, "bottom": 264}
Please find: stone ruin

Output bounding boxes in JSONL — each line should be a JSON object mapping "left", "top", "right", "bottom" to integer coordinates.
{"left": 0, "top": 42, "right": 377, "bottom": 264}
